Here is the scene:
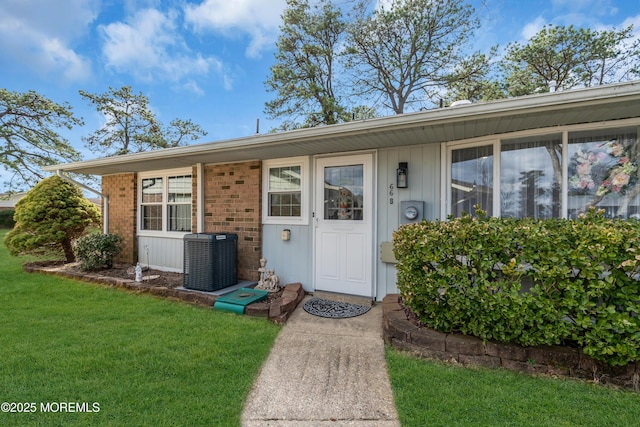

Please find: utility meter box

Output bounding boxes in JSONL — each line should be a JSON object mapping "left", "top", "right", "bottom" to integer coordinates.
{"left": 400, "top": 200, "right": 425, "bottom": 224}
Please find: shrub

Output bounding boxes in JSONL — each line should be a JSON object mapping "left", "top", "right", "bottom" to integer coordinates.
{"left": 4, "top": 176, "right": 101, "bottom": 262}
{"left": 0, "top": 209, "right": 15, "bottom": 228}
{"left": 393, "top": 208, "right": 640, "bottom": 366}
{"left": 75, "top": 233, "right": 123, "bottom": 271}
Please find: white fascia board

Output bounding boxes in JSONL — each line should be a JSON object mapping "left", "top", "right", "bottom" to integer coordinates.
{"left": 43, "top": 81, "right": 640, "bottom": 175}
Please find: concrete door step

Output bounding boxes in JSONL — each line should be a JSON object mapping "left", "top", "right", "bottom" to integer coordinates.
{"left": 312, "top": 291, "right": 374, "bottom": 307}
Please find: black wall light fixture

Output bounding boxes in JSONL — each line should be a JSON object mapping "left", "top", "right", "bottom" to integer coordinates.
{"left": 397, "top": 162, "right": 408, "bottom": 188}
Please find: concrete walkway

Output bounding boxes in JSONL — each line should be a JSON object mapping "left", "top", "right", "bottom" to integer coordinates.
{"left": 241, "top": 296, "right": 400, "bottom": 426}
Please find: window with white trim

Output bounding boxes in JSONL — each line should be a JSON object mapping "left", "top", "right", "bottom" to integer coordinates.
{"left": 141, "top": 177, "right": 164, "bottom": 231}
{"left": 167, "top": 175, "right": 192, "bottom": 231}
{"left": 447, "top": 125, "right": 639, "bottom": 219}
{"left": 450, "top": 144, "right": 494, "bottom": 217}
{"left": 262, "top": 157, "right": 309, "bottom": 224}
{"left": 500, "top": 134, "right": 562, "bottom": 219}
{"left": 139, "top": 170, "right": 192, "bottom": 233}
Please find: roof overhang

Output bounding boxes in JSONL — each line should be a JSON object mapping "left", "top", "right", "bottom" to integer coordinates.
{"left": 45, "top": 81, "right": 640, "bottom": 176}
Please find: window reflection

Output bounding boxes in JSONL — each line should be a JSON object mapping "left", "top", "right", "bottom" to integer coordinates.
{"left": 141, "top": 178, "right": 163, "bottom": 230}
{"left": 168, "top": 175, "right": 191, "bottom": 203}
{"left": 268, "top": 165, "right": 302, "bottom": 217}
{"left": 142, "top": 178, "right": 163, "bottom": 203}
{"left": 451, "top": 145, "right": 493, "bottom": 217}
{"left": 324, "top": 165, "right": 364, "bottom": 220}
{"left": 449, "top": 127, "right": 639, "bottom": 219}
{"left": 140, "top": 175, "right": 192, "bottom": 232}
{"left": 501, "top": 135, "right": 562, "bottom": 219}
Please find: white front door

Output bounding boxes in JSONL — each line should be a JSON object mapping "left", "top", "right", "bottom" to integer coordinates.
{"left": 314, "top": 154, "right": 374, "bottom": 297}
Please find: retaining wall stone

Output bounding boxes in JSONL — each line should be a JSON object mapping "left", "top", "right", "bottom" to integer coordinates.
{"left": 24, "top": 263, "right": 305, "bottom": 324}
{"left": 382, "top": 294, "right": 639, "bottom": 391}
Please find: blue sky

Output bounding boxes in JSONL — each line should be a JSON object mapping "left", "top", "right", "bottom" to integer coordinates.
{"left": 1, "top": 0, "right": 640, "bottom": 167}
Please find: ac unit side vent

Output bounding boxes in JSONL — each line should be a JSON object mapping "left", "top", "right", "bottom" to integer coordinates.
{"left": 183, "top": 233, "right": 238, "bottom": 292}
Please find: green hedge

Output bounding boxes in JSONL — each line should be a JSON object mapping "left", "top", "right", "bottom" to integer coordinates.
{"left": 393, "top": 208, "right": 640, "bottom": 366}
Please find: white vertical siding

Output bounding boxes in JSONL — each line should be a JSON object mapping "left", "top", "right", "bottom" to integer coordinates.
{"left": 138, "top": 144, "right": 442, "bottom": 300}
{"left": 376, "top": 144, "right": 441, "bottom": 298}
{"left": 262, "top": 155, "right": 314, "bottom": 291}
{"left": 138, "top": 235, "right": 185, "bottom": 272}
{"left": 141, "top": 228, "right": 307, "bottom": 280}
{"left": 262, "top": 145, "right": 442, "bottom": 299}
{"left": 262, "top": 224, "right": 313, "bottom": 290}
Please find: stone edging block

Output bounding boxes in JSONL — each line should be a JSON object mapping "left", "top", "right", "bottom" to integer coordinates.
{"left": 24, "top": 263, "right": 306, "bottom": 324}
{"left": 261, "top": 283, "right": 306, "bottom": 324}
{"left": 382, "top": 294, "right": 640, "bottom": 391}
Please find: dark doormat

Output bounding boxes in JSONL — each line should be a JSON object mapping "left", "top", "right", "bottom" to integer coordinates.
{"left": 303, "top": 297, "right": 371, "bottom": 319}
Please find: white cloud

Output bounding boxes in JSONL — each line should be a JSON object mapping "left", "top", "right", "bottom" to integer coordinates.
{"left": 621, "top": 15, "right": 640, "bottom": 50}
{"left": 537, "top": 0, "right": 626, "bottom": 30}
{"left": 522, "top": 16, "right": 547, "bottom": 40}
{"left": 99, "top": 8, "right": 229, "bottom": 89}
{"left": 374, "top": 0, "right": 394, "bottom": 10}
{"left": 179, "top": 80, "right": 206, "bottom": 96}
{"left": 184, "top": 0, "right": 286, "bottom": 58}
{"left": 521, "top": 1, "right": 640, "bottom": 42}
{"left": 621, "top": 15, "right": 640, "bottom": 31}
{"left": 0, "top": 0, "right": 96, "bottom": 82}
{"left": 42, "top": 38, "right": 93, "bottom": 82}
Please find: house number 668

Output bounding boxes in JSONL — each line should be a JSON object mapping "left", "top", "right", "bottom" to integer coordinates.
{"left": 389, "top": 184, "right": 394, "bottom": 204}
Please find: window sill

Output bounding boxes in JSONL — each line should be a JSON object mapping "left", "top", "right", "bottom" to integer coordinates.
{"left": 263, "top": 217, "right": 309, "bottom": 226}
{"left": 137, "top": 231, "right": 192, "bottom": 239}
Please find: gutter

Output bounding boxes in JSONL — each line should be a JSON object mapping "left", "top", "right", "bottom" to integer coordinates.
{"left": 196, "top": 163, "right": 204, "bottom": 233}
{"left": 56, "top": 170, "right": 109, "bottom": 235}
{"left": 43, "top": 80, "right": 640, "bottom": 175}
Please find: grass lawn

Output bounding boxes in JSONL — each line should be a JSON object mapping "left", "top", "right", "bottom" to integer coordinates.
{"left": 5, "top": 227, "right": 640, "bottom": 427}
{"left": 387, "top": 347, "right": 640, "bottom": 426}
{"left": 0, "top": 230, "right": 280, "bottom": 426}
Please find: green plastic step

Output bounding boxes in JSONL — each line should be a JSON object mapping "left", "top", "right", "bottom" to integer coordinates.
{"left": 213, "top": 288, "right": 268, "bottom": 314}
{"left": 213, "top": 301, "right": 247, "bottom": 314}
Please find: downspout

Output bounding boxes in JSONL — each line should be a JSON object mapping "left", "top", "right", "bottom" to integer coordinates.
{"left": 197, "top": 163, "right": 204, "bottom": 233}
{"left": 56, "top": 170, "right": 109, "bottom": 235}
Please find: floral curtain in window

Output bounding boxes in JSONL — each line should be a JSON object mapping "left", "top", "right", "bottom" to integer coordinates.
{"left": 568, "top": 128, "right": 639, "bottom": 218}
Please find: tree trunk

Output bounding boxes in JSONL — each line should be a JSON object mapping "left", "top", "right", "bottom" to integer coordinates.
{"left": 62, "top": 238, "right": 76, "bottom": 263}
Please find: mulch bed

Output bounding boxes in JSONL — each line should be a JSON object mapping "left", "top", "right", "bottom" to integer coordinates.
{"left": 23, "top": 260, "right": 291, "bottom": 316}
{"left": 25, "top": 261, "right": 183, "bottom": 289}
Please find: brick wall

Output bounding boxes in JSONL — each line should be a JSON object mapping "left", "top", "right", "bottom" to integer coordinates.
{"left": 197, "top": 161, "right": 262, "bottom": 281}
{"left": 102, "top": 163, "right": 262, "bottom": 280}
{"left": 102, "top": 174, "right": 137, "bottom": 264}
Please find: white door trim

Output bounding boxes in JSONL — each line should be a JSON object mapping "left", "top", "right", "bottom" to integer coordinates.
{"left": 313, "top": 152, "right": 376, "bottom": 298}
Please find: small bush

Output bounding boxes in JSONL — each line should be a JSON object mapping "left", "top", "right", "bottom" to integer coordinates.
{"left": 75, "top": 233, "right": 123, "bottom": 271}
{"left": 393, "top": 208, "right": 640, "bottom": 366}
{"left": 0, "top": 209, "right": 15, "bottom": 228}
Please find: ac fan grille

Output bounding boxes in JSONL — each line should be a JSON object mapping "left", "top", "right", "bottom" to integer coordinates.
{"left": 183, "top": 234, "right": 238, "bottom": 291}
